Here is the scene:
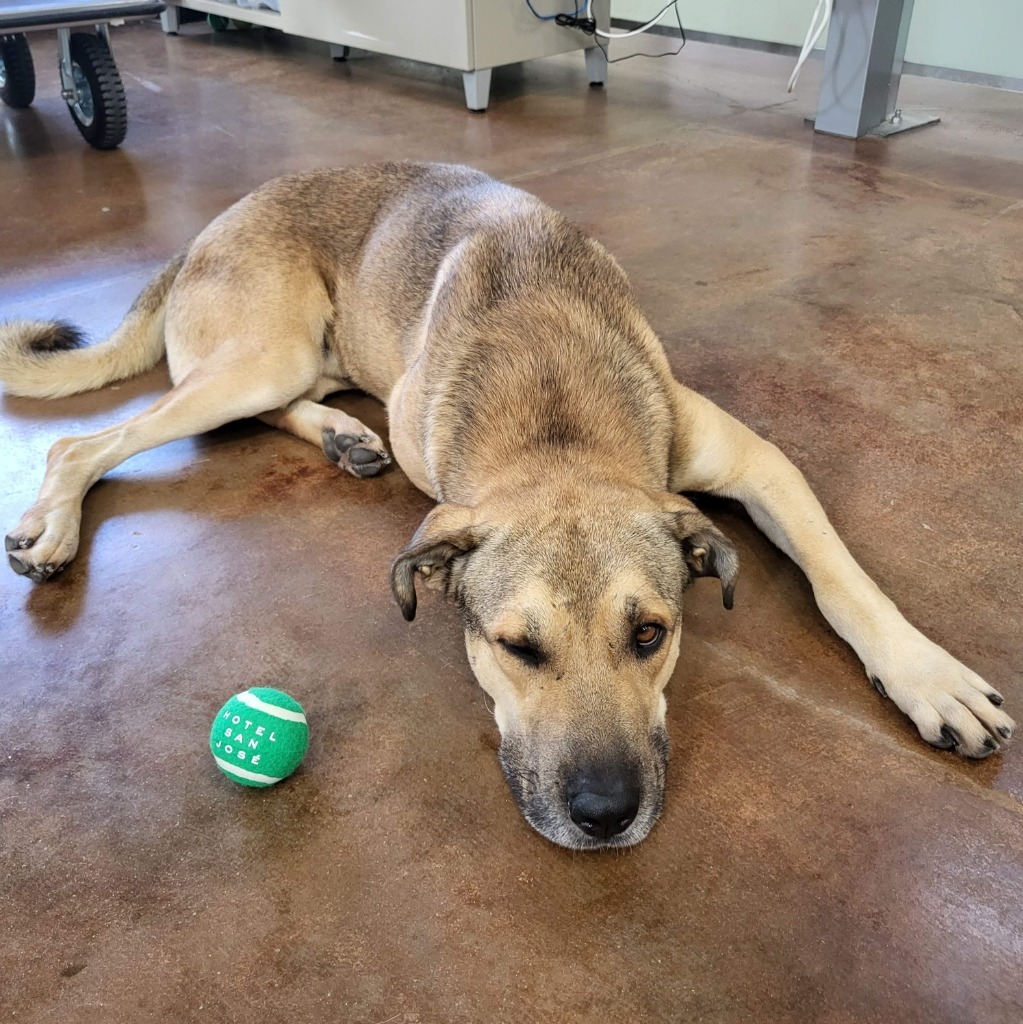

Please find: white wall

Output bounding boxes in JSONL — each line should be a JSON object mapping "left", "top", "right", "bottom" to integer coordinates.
{"left": 614, "top": 0, "right": 1023, "bottom": 80}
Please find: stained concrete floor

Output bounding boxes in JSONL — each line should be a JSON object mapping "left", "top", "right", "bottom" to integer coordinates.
{"left": 2, "top": 19, "right": 1022, "bottom": 1024}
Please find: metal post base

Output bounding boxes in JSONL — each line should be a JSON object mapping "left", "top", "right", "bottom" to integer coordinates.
{"left": 585, "top": 45, "right": 606, "bottom": 87}
{"left": 867, "top": 111, "right": 940, "bottom": 137}
{"left": 806, "top": 110, "right": 940, "bottom": 138}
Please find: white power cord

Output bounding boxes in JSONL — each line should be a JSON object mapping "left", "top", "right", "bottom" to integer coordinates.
{"left": 584, "top": 0, "right": 678, "bottom": 39}
{"left": 787, "top": 0, "right": 834, "bottom": 92}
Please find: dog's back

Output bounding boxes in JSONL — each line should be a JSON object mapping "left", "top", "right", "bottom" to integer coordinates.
{"left": 264, "top": 163, "right": 683, "bottom": 497}
{"left": 189, "top": 161, "right": 683, "bottom": 498}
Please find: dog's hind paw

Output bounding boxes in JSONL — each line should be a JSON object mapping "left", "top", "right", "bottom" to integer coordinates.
{"left": 321, "top": 427, "right": 392, "bottom": 479}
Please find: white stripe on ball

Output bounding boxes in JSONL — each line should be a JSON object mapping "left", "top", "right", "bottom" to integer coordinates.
{"left": 214, "top": 756, "right": 283, "bottom": 785}
{"left": 237, "top": 690, "right": 307, "bottom": 723}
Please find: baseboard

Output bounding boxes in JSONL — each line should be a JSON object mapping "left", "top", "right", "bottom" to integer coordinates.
{"left": 611, "top": 21, "right": 1023, "bottom": 94}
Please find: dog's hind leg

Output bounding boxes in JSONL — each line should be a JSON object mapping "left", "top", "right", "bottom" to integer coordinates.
{"left": 670, "top": 384, "right": 1015, "bottom": 758}
{"left": 259, "top": 396, "right": 392, "bottom": 479}
{"left": 6, "top": 356, "right": 316, "bottom": 583}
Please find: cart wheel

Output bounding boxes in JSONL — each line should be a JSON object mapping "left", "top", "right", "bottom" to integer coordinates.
{"left": 65, "top": 32, "right": 127, "bottom": 150}
{"left": 0, "top": 33, "right": 36, "bottom": 109}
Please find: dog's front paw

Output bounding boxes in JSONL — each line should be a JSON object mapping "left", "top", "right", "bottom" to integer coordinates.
{"left": 5, "top": 505, "right": 80, "bottom": 582}
{"left": 321, "top": 427, "right": 391, "bottom": 479}
{"left": 870, "top": 631, "right": 1014, "bottom": 758}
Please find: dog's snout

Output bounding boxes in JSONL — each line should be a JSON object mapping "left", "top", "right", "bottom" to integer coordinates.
{"left": 566, "top": 769, "right": 641, "bottom": 841}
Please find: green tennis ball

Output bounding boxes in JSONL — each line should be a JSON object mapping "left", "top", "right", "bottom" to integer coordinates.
{"left": 210, "top": 688, "right": 309, "bottom": 788}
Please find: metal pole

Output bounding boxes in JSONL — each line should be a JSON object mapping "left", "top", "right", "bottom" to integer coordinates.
{"left": 813, "top": 0, "right": 939, "bottom": 138}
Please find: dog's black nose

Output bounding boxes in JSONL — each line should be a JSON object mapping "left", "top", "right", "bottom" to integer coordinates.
{"left": 567, "top": 773, "right": 641, "bottom": 841}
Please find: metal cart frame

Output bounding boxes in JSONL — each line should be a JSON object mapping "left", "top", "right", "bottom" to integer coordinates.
{"left": 0, "top": 0, "right": 165, "bottom": 149}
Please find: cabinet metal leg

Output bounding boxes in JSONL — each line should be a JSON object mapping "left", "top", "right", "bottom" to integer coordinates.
{"left": 160, "top": 4, "right": 181, "bottom": 33}
{"left": 585, "top": 45, "right": 606, "bottom": 87}
{"left": 329, "top": 43, "right": 349, "bottom": 61}
{"left": 463, "top": 68, "right": 491, "bottom": 112}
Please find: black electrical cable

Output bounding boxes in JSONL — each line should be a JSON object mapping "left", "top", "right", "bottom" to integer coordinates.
{"left": 595, "top": 6, "right": 686, "bottom": 65}
{"left": 524, "top": 2, "right": 686, "bottom": 64}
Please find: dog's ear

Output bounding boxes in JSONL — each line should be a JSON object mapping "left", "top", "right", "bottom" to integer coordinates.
{"left": 661, "top": 499, "right": 739, "bottom": 610}
{"left": 390, "top": 504, "right": 491, "bottom": 622}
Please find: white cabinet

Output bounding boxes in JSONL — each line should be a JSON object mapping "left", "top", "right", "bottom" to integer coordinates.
{"left": 161, "top": 0, "right": 610, "bottom": 109}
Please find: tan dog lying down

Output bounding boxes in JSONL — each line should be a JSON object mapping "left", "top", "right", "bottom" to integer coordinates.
{"left": 0, "top": 162, "right": 1013, "bottom": 849}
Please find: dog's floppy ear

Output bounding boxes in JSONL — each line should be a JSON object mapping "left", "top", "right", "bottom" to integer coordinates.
{"left": 661, "top": 499, "right": 739, "bottom": 610}
{"left": 390, "top": 504, "right": 491, "bottom": 622}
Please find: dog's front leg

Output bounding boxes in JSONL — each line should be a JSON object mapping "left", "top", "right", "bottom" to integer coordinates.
{"left": 672, "top": 386, "right": 1015, "bottom": 757}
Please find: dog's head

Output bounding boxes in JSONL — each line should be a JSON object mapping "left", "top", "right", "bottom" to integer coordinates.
{"left": 390, "top": 484, "right": 737, "bottom": 849}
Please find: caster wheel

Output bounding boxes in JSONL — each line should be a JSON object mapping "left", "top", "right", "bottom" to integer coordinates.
{"left": 65, "top": 32, "right": 127, "bottom": 150}
{"left": 0, "top": 33, "right": 35, "bottom": 108}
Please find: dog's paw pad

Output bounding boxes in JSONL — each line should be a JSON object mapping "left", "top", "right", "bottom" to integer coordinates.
{"left": 321, "top": 428, "right": 391, "bottom": 479}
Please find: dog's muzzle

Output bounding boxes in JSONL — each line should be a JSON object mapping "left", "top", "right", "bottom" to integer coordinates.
{"left": 498, "top": 728, "right": 669, "bottom": 849}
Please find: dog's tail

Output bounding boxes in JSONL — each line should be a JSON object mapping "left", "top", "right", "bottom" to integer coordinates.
{"left": 0, "top": 251, "right": 186, "bottom": 399}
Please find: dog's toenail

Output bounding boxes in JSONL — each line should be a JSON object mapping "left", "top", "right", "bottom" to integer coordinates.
{"left": 870, "top": 675, "right": 887, "bottom": 698}
{"left": 998, "top": 726, "right": 1013, "bottom": 739}
{"left": 983, "top": 736, "right": 998, "bottom": 751}
{"left": 5, "top": 536, "right": 20, "bottom": 552}
{"left": 938, "top": 725, "right": 959, "bottom": 749}
{"left": 988, "top": 693, "right": 1003, "bottom": 706}
{"left": 8, "top": 553, "right": 31, "bottom": 575}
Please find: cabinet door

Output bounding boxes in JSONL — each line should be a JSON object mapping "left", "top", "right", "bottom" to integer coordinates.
{"left": 284, "top": 0, "right": 473, "bottom": 69}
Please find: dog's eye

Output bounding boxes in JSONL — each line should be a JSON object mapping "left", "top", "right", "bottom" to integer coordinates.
{"left": 497, "top": 638, "right": 543, "bottom": 668}
{"left": 633, "top": 623, "right": 665, "bottom": 656}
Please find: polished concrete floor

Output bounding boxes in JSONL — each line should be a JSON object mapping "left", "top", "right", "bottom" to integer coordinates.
{"left": 2, "top": 20, "right": 1022, "bottom": 1024}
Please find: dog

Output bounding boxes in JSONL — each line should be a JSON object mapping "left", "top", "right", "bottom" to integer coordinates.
{"left": 1, "top": 162, "right": 1014, "bottom": 849}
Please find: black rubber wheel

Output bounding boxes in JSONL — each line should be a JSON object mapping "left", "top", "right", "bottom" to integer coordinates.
{"left": 66, "top": 33, "right": 127, "bottom": 150}
{"left": 0, "top": 34, "right": 36, "bottom": 109}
